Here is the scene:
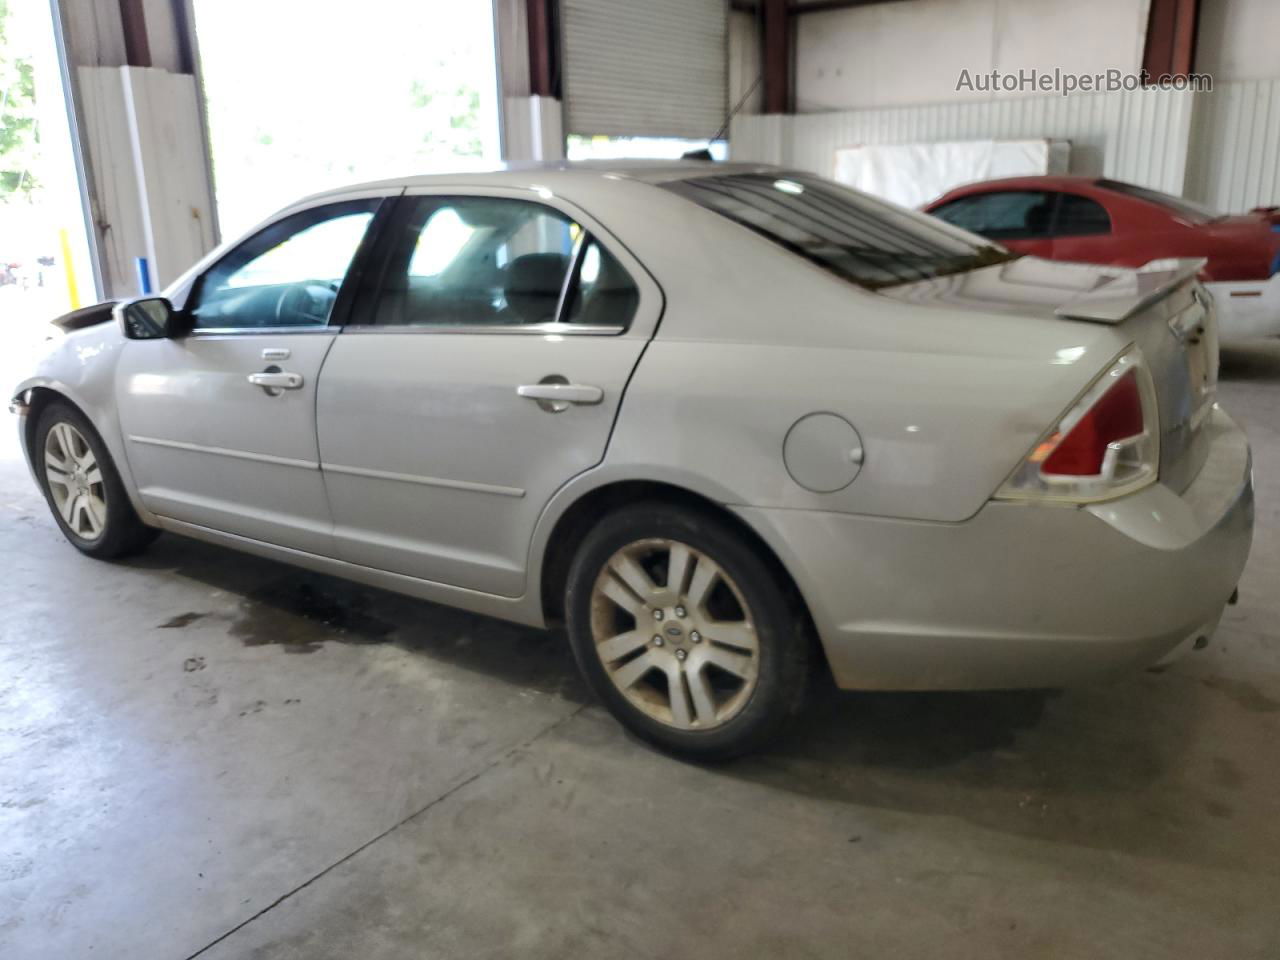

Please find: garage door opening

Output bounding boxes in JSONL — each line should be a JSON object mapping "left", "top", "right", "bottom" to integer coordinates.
{"left": 191, "top": 0, "right": 502, "bottom": 239}
{"left": 0, "top": 0, "right": 96, "bottom": 400}
{"left": 566, "top": 135, "right": 728, "bottom": 162}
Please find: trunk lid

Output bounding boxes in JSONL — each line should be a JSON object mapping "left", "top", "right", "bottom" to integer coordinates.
{"left": 881, "top": 255, "right": 1218, "bottom": 494}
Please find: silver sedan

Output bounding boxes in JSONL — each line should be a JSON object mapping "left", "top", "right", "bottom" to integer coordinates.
{"left": 9, "top": 163, "right": 1254, "bottom": 759}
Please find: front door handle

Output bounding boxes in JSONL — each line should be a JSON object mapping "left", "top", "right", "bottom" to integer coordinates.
{"left": 248, "top": 370, "right": 304, "bottom": 394}
{"left": 517, "top": 382, "right": 604, "bottom": 412}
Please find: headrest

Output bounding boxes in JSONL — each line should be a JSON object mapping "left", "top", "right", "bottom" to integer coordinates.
{"left": 505, "top": 253, "right": 569, "bottom": 324}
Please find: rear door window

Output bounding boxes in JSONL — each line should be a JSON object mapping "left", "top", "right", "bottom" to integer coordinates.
{"left": 361, "top": 195, "right": 640, "bottom": 330}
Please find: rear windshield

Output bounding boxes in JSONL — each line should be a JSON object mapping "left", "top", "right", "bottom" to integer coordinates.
{"left": 1096, "top": 179, "right": 1223, "bottom": 224}
{"left": 662, "top": 172, "right": 1015, "bottom": 289}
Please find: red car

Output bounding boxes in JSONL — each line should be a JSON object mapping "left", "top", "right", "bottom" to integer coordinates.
{"left": 924, "top": 176, "right": 1280, "bottom": 340}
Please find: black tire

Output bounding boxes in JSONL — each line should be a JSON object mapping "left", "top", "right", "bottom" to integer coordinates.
{"left": 33, "top": 401, "right": 158, "bottom": 559}
{"left": 565, "top": 501, "right": 809, "bottom": 761}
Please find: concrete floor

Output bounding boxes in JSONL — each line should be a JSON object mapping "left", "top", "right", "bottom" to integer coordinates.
{"left": 1, "top": 339, "right": 1278, "bottom": 960}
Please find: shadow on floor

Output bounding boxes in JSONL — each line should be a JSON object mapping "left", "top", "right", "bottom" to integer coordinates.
{"left": 129, "top": 533, "right": 588, "bottom": 703}
{"left": 1220, "top": 340, "right": 1280, "bottom": 382}
{"left": 126, "top": 529, "right": 1244, "bottom": 866}
{"left": 722, "top": 668, "right": 1234, "bottom": 864}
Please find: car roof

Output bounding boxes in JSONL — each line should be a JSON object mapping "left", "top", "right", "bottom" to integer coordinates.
{"left": 940, "top": 175, "right": 1104, "bottom": 195}
{"left": 298, "top": 160, "right": 781, "bottom": 204}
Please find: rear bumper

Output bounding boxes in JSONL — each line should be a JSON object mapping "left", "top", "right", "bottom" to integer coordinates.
{"left": 1206, "top": 275, "right": 1280, "bottom": 340}
{"left": 736, "top": 406, "right": 1254, "bottom": 691}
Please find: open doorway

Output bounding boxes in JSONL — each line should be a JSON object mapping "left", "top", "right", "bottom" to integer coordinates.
{"left": 191, "top": 0, "right": 503, "bottom": 240}
{"left": 0, "top": 0, "right": 95, "bottom": 378}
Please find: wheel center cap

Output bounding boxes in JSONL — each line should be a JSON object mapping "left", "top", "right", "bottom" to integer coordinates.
{"left": 664, "top": 623, "right": 683, "bottom": 639}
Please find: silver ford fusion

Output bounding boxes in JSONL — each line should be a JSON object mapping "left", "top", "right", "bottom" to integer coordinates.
{"left": 9, "top": 163, "right": 1254, "bottom": 759}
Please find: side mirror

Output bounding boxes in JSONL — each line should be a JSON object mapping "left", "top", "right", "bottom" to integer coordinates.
{"left": 115, "top": 297, "right": 177, "bottom": 340}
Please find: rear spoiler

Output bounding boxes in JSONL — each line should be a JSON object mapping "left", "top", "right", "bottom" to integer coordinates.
{"left": 1054, "top": 259, "right": 1206, "bottom": 324}
{"left": 50, "top": 300, "right": 120, "bottom": 333}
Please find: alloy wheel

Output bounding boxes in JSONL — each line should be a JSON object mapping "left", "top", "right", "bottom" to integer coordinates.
{"left": 44, "top": 422, "right": 107, "bottom": 541}
{"left": 589, "top": 538, "right": 760, "bottom": 730}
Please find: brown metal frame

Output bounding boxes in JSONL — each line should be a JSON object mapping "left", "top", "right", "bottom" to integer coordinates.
{"left": 1142, "top": 0, "right": 1200, "bottom": 82}
{"left": 527, "top": 0, "right": 559, "bottom": 98}
{"left": 118, "top": 0, "right": 152, "bottom": 68}
{"left": 762, "top": 0, "right": 791, "bottom": 114}
{"left": 739, "top": 0, "right": 907, "bottom": 113}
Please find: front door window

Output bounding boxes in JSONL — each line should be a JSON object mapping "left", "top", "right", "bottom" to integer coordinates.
{"left": 188, "top": 199, "right": 380, "bottom": 330}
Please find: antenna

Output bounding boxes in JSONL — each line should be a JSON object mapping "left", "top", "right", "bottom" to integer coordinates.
{"left": 711, "top": 74, "right": 763, "bottom": 144}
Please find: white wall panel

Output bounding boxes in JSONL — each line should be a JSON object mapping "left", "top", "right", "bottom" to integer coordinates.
{"left": 1186, "top": 79, "right": 1280, "bottom": 213}
{"left": 502, "top": 95, "right": 566, "bottom": 163}
{"left": 120, "top": 68, "right": 216, "bottom": 286}
{"left": 794, "top": 0, "right": 1149, "bottom": 112}
{"left": 728, "top": 113, "right": 786, "bottom": 166}
{"left": 732, "top": 88, "right": 1196, "bottom": 200}
{"left": 77, "top": 67, "right": 147, "bottom": 298}
{"left": 561, "top": 0, "right": 727, "bottom": 138}
{"left": 494, "top": 0, "right": 531, "bottom": 99}
{"left": 1196, "top": 0, "right": 1280, "bottom": 83}
{"left": 77, "top": 66, "right": 216, "bottom": 296}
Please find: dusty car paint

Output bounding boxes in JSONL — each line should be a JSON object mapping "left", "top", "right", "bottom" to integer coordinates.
{"left": 11, "top": 162, "right": 1254, "bottom": 691}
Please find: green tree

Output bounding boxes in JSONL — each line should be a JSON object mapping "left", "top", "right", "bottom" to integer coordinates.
{"left": 410, "top": 74, "right": 483, "bottom": 159}
{"left": 0, "top": 0, "right": 39, "bottom": 201}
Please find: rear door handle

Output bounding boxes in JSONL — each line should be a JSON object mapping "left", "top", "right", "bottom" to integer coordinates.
{"left": 517, "top": 382, "right": 604, "bottom": 406}
{"left": 248, "top": 371, "right": 304, "bottom": 390}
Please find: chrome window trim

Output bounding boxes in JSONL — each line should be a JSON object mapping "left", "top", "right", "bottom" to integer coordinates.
{"left": 553, "top": 231, "right": 588, "bottom": 323}
{"left": 128, "top": 435, "right": 319, "bottom": 470}
{"left": 187, "top": 325, "right": 336, "bottom": 337}
{"left": 338, "top": 321, "right": 626, "bottom": 337}
{"left": 322, "top": 462, "right": 525, "bottom": 498}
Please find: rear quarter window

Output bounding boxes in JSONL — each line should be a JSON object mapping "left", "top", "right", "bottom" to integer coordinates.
{"left": 664, "top": 173, "right": 1013, "bottom": 290}
{"left": 1054, "top": 194, "right": 1112, "bottom": 236}
{"left": 932, "top": 191, "right": 1054, "bottom": 239}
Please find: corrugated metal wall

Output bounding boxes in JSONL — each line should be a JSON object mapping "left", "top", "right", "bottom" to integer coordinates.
{"left": 1186, "top": 78, "right": 1280, "bottom": 212}
{"left": 732, "top": 88, "right": 1197, "bottom": 197}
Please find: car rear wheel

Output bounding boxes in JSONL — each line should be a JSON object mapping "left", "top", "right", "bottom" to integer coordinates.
{"left": 34, "top": 401, "right": 157, "bottom": 559}
{"left": 565, "top": 502, "right": 809, "bottom": 760}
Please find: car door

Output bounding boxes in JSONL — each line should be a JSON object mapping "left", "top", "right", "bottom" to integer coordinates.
{"left": 315, "top": 188, "right": 662, "bottom": 597}
{"left": 929, "top": 190, "right": 1056, "bottom": 257}
{"left": 116, "top": 195, "right": 386, "bottom": 554}
{"left": 1048, "top": 191, "right": 1117, "bottom": 264}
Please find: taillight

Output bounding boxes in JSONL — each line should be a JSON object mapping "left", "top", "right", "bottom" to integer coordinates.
{"left": 996, "top": 350, "right": 1159, "bottom": 503}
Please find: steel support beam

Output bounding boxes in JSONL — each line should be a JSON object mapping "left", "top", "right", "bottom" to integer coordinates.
{"left": 762, "top": 0, "right": 791, "bottom": 114}
{"left": 526, "top": 0, "right": 557, "bottom": 98}
{"left": 1142, "top": 0, "right": 1200, "bottom": 81}
{"left": 118, "top": 0, "right": 151, "bottom": 67}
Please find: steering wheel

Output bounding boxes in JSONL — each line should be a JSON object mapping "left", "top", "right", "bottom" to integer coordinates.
{"left": 274, "top": 281, "right": 337, "bottom": 325}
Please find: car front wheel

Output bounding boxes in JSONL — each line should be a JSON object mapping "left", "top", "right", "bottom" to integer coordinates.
{"left": 34, "top": 401, "right": 157, "bottom": 559}
{"left": 565, "top": 502, "right": 809, "bottom": 760}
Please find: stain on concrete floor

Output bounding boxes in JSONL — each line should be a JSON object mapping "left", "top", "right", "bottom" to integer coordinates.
{"left": 231, "top": 577, "right": 397, "bottom": 652}
{"left": 160, "top": 611, "right": 209, "bottom": 629}
{"left": 2, "top": 343, "right": 1279, "bottom": 959}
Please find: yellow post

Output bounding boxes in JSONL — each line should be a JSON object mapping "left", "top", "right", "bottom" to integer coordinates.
{"left": 58, "top": 228, "right": 80, "bottom": 310}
